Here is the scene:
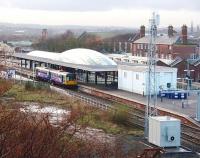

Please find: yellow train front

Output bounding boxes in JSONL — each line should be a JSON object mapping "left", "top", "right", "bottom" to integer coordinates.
{"left": 63, "top": 73, "right": 78, "bottom": 88}
{"left": 35, "top": 67, "right": 78, "bottom": 88}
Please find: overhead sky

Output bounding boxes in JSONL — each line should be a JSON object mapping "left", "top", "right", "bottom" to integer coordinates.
{"left": 0, "top": 0, "right": 200, "bottom": 27}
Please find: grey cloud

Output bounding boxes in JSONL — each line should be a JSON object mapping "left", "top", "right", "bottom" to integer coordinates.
{"left": 1, "top": 0, "right": 200, "bottom": 11}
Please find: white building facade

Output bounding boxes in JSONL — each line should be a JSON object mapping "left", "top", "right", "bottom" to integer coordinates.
{"left": 118, "top": 64, "right": 177, "bottom": 95}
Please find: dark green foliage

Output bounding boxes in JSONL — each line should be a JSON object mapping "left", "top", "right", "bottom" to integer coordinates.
{"left": 24, "top": 81, "right": 33, "bottom": 90}
{"left": 25, "top": 81, "right": 50, "bottom": 91}
{"left": 110, "top": 108, "right": 128, "bottom": 126}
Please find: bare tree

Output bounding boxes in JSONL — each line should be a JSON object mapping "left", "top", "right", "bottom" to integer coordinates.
{"left": 0, "top": 103, "right": 130, "bottom": 158}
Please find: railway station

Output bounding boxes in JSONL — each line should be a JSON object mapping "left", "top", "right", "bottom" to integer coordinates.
{"left": 1, "top": 12, "right": 199, "bottom": 157}
{"left": 9, "top": 47, "right": 200, "bottom": 121}
{"left": 2, "top": 43, "right": 200, "bottom": 157}
{"left": 4, "top": 49, "right": 200, "bottom": 156}
{"left": 12, "top": 48, "right": 118, "bottom": 87}
{"left": 1, "top": 1, "right": 200, "bottom": 156}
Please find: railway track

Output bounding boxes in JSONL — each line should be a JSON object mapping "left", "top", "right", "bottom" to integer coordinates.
{"left": 125, "top": 110, "right": 200, "bottom": 152}
{"left": 0, "top": 65, "right": 113, "bottom": 111}
{"left": 4, "top": 66, "right": 200, "bottom": 153}
{"left": 51, "top": 85, "right": 113, "bottom": 111}
{"left": 19, "top": 81, "right": 200, "bottom": 152}
{"left": 182, "top": 132, "right": 200, "bottom": 146}
{"left": 181, "top": 124, "right": 200, "bottom": 151}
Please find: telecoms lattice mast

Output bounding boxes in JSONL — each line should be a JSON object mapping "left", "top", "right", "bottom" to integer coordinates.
{"left": 144, "top": 12, "right": 159, "bottom": 138}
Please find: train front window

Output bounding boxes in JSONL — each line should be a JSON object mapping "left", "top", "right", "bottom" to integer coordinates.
{"left": 66, "top": 74, "right": 75, "bottom": 81}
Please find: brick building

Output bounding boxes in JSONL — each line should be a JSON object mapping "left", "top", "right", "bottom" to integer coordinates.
{"left": 170, "top": 58, "right": 200, "bottom": 82}
{"left": 103, "top": 33, "right": 140, "bottom": 53}
{"left": 132, "top": 25, "right": 198, "bottom": 60}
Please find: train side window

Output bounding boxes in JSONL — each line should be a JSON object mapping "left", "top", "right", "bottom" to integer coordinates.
{"left": 67, "top": 74, "right": 75, "bottom": 81}
{"left": 62, "top": 75, "right": 64, "bottom": 83}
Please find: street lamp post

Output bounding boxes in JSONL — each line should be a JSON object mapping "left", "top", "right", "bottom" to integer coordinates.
{"left": 184, "top": 69, "right": 194, "bottom": 91}
{"left": 32, "top": 62, "right": 35, "bottom": 86}
{"left": 184, "top": 61, "right": 194, "bottom": 106}
{"left": 184, "top": 60, "right": 194, "bottom": 90}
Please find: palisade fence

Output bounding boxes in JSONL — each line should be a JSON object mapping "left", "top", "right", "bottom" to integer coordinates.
{"left": 177, "top": 82, "right": 200, "bottom": 90}
{"left": 75, "top": 93, "right": 111, "bottom": 110}
{"left": 50, "top": 86, "right": 112, "bottom": 111}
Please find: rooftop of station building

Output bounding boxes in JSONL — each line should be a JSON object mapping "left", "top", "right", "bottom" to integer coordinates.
{"left": 150, "top": 116, "right": 180, "bottom": 122}
{"left": 107, "top": 53, "right": 174, "bottom": 65}
{"left": 118, "top": 64, "right": 177, "bottom": 73}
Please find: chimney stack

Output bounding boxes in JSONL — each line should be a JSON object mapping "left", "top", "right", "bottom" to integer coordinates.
{"left": 168, "top": 25, "right": 174, "bottom": 37}
{"left": 140, "top": 25, "right": 145, "bottom": 38}
{"left": 191, "top": 21, "right": 194, "bottom": 33}
{"left": 197, "top": 25, "right": 200, "bottom": 33}
{"left": 182, "top": 25, "right": 187, "bottom": 45}
{"left": 42, "top": 29, "right": 48, "bottom": 41}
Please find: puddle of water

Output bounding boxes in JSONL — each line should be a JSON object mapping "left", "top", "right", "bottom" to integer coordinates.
{"left": 20, "top": 103, "right": 115, "bottom": 143}
{"left": 75, "top": 127, "right": 115, "bottom": 143}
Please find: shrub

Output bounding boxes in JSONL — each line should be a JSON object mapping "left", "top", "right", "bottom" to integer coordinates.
{"left": 110, "top": 108, "right": 128, "bottom": 126}
{"left": 0, "top": 79, "right": 12, "bottom": 96}
{"left": 25, "top": 81, "right": 34, "bottom": 91}
{"left": 25, "top": 81, "right": 50, "bottom": 91}
{"left": 0, "top": 106, "right": 124, "bottom": 158}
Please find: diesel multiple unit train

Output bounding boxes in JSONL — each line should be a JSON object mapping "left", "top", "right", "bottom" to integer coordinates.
{"left": 35, "top": 67, "right": 78, "bottom": 88}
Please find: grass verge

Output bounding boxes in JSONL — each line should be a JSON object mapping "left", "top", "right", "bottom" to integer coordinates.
{"left": 4, "top": 83, "right": 71, "bottom": 107}
{"left": 3, "top": 83, "right": 143, "bottom": 136}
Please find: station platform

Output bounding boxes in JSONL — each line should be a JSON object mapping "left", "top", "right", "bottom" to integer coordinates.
{"left": 106, "top": 89, "right": 197, "bottom": 118}
{"left": 79, "top": 83, "right": 199, "bottom": 120}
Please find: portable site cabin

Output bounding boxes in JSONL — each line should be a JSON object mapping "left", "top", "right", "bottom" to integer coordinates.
{"left": 118, "top": 64, "right": 177, "bottom": 95}
{"left": 149, "top": 116, "right": 181, "bottom": 147}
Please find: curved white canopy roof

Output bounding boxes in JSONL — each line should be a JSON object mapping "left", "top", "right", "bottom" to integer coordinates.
{"left": 14, "top": 48, "right": 117, "bottom": 72}
{"left": 60, "top": 48, "right": 117, "bottom": 66}
{"left": 27, "top": 48, "right": 116, "bottom": 66}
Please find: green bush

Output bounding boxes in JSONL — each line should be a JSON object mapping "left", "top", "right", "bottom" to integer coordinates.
{"left": 25, "top": 81, "right": 50, "bottom": 91}
{"left": 35, "top": 82, "right": 49, "bottom": 90}
{"left": 110, "top": 109, "right": 128, "bottom": 126}
{"left": 25, "top": 81, "right": 34, "bottom": 91}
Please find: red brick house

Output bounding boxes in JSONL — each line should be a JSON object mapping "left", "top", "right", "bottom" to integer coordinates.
{"left": 132, "top": 25, "right": 198, "bottom": 60}
{"left": 170, "top": 58, "right": 200, "bottom": 82}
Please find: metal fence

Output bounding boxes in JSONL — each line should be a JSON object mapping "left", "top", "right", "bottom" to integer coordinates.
{"left": 177, "top": 82, "right": 200, "bottom": 90}
{"left": 66, "top": 90, "right": 111, "bottom": 111}
{"left": 50, "top": 86, "right": 111, "bottom": 111}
